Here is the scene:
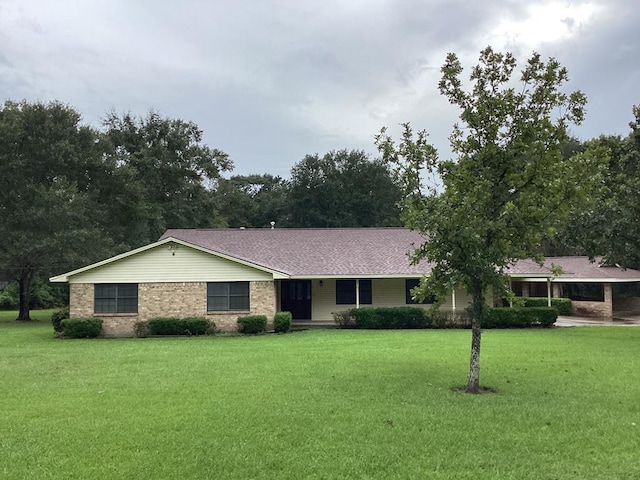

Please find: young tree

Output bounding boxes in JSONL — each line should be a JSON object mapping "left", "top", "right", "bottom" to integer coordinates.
{"left": 376, "top": 47, "right": 593, "bottom": 393}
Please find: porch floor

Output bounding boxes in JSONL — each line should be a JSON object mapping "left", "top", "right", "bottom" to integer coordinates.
{"left": 291, "top": 320, "right": 336, "bottom": 329}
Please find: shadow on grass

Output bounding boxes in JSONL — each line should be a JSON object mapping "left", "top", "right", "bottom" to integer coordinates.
{"left": 450, "top": 385, "right": 498, "bottom": 394}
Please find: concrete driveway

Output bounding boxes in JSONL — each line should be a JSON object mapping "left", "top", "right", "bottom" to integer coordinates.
{"left": 555, "top": 315, "right": 640, "bottom": 327}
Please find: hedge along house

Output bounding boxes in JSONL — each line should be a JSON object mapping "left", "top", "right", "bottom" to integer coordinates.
{"left": 50, "top": 228, "right": 640, "bottom": 336}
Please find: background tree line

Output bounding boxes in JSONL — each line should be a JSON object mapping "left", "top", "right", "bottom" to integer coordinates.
{"left": 1, "top": 98, "right": 639, "bottom": 319}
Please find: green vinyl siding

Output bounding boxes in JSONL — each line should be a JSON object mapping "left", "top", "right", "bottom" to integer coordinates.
{"left": 70, "top": 243, "right": 272, "bottom": 284}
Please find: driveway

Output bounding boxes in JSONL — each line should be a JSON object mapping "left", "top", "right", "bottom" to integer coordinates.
{"left": 555, "top": 315, "right": 640, "bottom": 327}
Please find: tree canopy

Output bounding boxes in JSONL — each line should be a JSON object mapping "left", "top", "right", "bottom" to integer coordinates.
{"left": 376, "top": 47, "right": 594, "bottom": 393}
{"left": 286, "top": 149, "right": 402, "bottom": 227}
{"left": 215, "top": 174, "right": 288, "bottom": 228}
{"left": 544, "top": 107, "right": 640, "bottom": 269}
{"left": 102, "top": 111, "right": 233, "bottom": 245}
{"left": 0, "top": 105, "right": 234, "bottom": 320}
{"left": 0, "top": 101, "right": 113, "bottom": 319}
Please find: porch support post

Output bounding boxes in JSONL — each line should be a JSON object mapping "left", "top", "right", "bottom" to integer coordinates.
{"left": 547, "top": 278, "right": 552, "bottom": 307}
{"left": 451, "top": 288, "right": 456, "bottom": 313}
{"left": 604, "top": 283, "right": 613, "bottom": 318}
{"left": 508, "top": 278, "right": 513, "bottom": 308}
{"left": 356, "top": 279, "right": 360, "bottom": 309}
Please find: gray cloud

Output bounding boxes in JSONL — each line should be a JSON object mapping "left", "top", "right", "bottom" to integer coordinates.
{"left": 1, "top": 0, "right": 638, "bottom": 175}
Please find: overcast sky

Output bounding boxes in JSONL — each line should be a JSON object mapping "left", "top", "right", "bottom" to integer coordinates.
{"left": 1, "top": 0, "right": 638, "bottom": 177}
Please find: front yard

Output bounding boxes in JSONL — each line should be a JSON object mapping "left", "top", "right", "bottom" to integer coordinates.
{"left": 1, "top": 315, "right": 639, "bottom": 479}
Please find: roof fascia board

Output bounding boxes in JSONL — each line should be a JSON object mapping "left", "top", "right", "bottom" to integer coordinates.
{"left": 291, "top": 273, "right": 562, "bottom": 280}
{"left": 520, "top": 277, "right": 640, "bottom": 283}
{"left": 508, "top": 273, "right": 560, "bottom": 278}
{"left": 49, "top": 237, "right": 289, "bottom": 282}
{"left": 288, "top": 274, "right": 427, "bottom": 279}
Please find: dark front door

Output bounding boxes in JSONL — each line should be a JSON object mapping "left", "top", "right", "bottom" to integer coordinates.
{"left": 280, "top": 280, "right": 312, "bottom": 320}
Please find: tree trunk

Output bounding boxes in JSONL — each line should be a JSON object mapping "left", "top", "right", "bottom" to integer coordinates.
{"left": 17, "top": 272, "right": 34, "bottom": 321}
{"left": 465, "top": 281, "right": 485, "bottom": 393}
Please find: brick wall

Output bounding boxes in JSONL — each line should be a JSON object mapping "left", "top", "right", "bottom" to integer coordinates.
{"left": 69, "top": 281, "right": 277, "bottom": 336}
{"left": 520, "top": 281, "right": 614, "bottom": 320}
{"left": 614, "top": 296, "right": 640, "bottom": 314}
{"left": 571, "top": 283, "right": 613, "bottom": 319}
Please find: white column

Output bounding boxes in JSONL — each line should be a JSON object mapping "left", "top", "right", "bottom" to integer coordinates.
{"left": 451, "top": 288, "right": 456, "bottom": 313}
{"left": 547, "top": 278, "right": 552, "bottom": 307}
{"left": 356, "top": 279, "right": 360, "bottom": 309}
{"left": 508, "top": 278, "right": 513, "bottom": 308}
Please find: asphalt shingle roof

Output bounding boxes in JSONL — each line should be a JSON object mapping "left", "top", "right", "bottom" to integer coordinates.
{"left": 161, "top": 227, "right": 431, "bottom": 276}
{"left": 160, "top": 228, "right": 640, "bottom": 281}
{"left": 538, "top": 256, "right": 640, "bottom": 280}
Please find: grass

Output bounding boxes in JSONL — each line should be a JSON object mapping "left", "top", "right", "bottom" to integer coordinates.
{"left": 0, "top": 308, "right": 57, "bottom": 323}
{"left": 1, "top": 317, "right": 639, "bottom": 479}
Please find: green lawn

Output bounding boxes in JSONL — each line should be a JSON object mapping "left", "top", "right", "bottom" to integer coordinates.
{"left": 1, "top": 318, "right": 639, "bottom": 479}
{"left": 0, "top": 309, "right": 57, "bottom": 323}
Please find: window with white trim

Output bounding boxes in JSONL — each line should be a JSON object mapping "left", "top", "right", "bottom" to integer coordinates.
{"left": 405, "top": 279, "right": 435, "bottom": 304}
{"left": 336, "top": 279, "right": 372, "bottom": 305}
{"left": 95, "top": 284, "right": 138, "bottom": 313}
{"left": 207, "top": 282, "right": 250, "bottom": 311}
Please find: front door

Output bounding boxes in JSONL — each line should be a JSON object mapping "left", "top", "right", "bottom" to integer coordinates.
{"left": 280, "top": 280, "right": 312, "bottom": 320}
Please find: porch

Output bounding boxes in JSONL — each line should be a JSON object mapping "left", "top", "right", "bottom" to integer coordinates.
{"left": 276, "top": 277, "right": 471, "bottom": 324}
{"left": 512, "top": 280, "right": 640, "bottom": 320}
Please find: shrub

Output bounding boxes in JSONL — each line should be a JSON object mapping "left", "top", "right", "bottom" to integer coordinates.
{"left": 134, "top": 321, "right": 150, "bottom": 338}
{"left": 524, "top": 307, "right": 558, "bottom": 327}
{"left": 60, "top": 318, "right": 103, "bottom": 338}
{"left": 30, "top": 279, "right": 56, "bottom": 309}
{"left": 148, "top": 317, "right": 183, "bottom": 335}
{"left": 147, "top": 317, "right": 211, "bottom": 336}
{"left": 0, "top": 283, "right": 18, "bottom": 310}
{"left": 51, "top": 308, "right": 69, "bottom": 333}
{"left": 484, "top": 307, "right": 557, "bottom": 328}
{"left": 0, "top": 279, "right": 67, "bottom": 310}
{"left": 428, "top": 310, "right": 471, "bottom": 329}
{"left": 519, "top": 297, "right": 572, "bottom": 316}
{"left": 333, "top": 310, "right": 356, "bottom": 329}
{"left": 274, "top": 311, "right": 292, "bottom": 333}
{"left": 180, "top": 317, "right": 211, "bottom": 336}
{"left": 237, "top": 315, "right": 267, "bottom": 334}
{"left": 349, "top": 307, "right": 429, "bottom": 329}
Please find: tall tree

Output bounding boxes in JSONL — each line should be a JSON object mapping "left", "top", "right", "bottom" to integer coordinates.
{"left": 0, "top": 101, "right": 112, "bottom": 320}
{"left": 586, "top": 108, "right": 640, "bottom": 269}
{"left": 376, "top": 48, "right": 593, "bottom": 393}
{"left": 547, "top": 107, "right": 640, "bottom": 268}
{"left": 102, "top": 111, "right": 233, "bottom": 244}
{"left": 286, "top": 149, "right": 402, "bottom": 227}
{"left": 215, "top": 174, "right": 288, "bottom": 228}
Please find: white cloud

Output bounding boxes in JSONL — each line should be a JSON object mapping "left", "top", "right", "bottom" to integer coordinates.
{"left": 484, "top": 1, "right": 601, "bottom": 50}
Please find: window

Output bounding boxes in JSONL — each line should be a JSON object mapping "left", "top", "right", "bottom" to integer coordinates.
{"left": 613, "top": 283, "right": 640, "bottom": 298}
{"left": 405, "top": 279, "right": 435, "bottom": 304}
{"left": 359, "top": 280, "right": 372, "bottom": 305}
{"left": 560, "top": 283, "right": 604, "bottom": 302}
{"left": 207, "top": 282, "right": 250, "bottom": 311}
{"left": 336, "top": 279, "right": 372, "bottom": 305}
{"left": 95, "top": 284, "right": 138, "bottom": 313}
{"left": 529, "top": 282, "right": 549, "bottom": 297}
